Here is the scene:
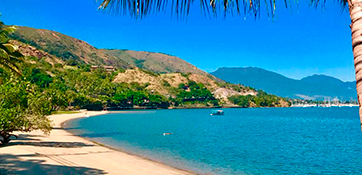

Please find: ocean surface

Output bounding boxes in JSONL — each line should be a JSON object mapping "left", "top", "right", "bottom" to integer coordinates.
{"left": 65, "top": 107, "right": 362, "bottom": 175}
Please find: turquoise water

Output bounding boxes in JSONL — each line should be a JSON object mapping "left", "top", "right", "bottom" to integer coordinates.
{"left": 65, "top": 108, "right": 362, "bottom": 174}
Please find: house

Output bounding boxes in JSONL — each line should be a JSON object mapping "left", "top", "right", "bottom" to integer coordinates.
{"left": 91, "top": 65, "right": 115, "bottom": 72}
{"left": 103, "top": 66, "right": 116, "bottom": 72}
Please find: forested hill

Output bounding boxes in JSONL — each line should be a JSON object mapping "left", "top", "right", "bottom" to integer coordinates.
{"left": 3, "top": 25, "right": 291, "bottom": 109}
{"left": 211, "top": 67, "right": 357, "bottom": 101}
{"left": 10, "top": 26, "right": 209, "bottom": 76}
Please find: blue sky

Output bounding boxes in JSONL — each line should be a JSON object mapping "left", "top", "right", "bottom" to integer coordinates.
{"left": 0, "top": 0, "right": 354, "bottom": 81}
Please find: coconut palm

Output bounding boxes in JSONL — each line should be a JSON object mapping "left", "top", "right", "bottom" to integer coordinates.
{"left": 0, "top": 21, "right": 23, "bottom": 76}
{"left": 97, "top": 0, "right": 362, "bottom": 127}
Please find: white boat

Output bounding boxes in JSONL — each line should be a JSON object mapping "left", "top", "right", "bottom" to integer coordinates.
{"left": 211, "top": 110, "right": 224, "bottom": 115}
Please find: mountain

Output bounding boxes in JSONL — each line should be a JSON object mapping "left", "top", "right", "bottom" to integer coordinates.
{"left": 10, "top": 26, "right": 208, "bottom": 76}
{"left": 7, "top": 25, "right": 291, "bottom": 107}
{"left": 211, "top": 67, "right": 357, "bottom": 101}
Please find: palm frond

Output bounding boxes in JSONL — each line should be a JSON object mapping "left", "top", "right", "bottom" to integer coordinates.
{"left": 0, "top": 15, "right": 3, "bottom": 29}
{"left": 1, "top": 26, "right": 17, "bottom": 34}
{"left": 0, "top": 23, "right": 23, "bottom": 76}
{"left": 0, "top": 47, "right": 21, "bottom": 76}
{"left": 2, "top": 43, "right": 18, "bottom": 53}
{"left": 0, "top": 26, "right": 17, "bottom": 44}
{"left": 98, "top": 0, "right": 348, "bottom": 19}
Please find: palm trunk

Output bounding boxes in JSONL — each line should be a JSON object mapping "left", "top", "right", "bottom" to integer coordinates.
{"left": 350, "top": 0, "right": 362, "bottom": 129}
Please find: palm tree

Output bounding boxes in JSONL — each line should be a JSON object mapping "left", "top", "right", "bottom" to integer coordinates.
{"left": 0, "top": 21, "right": 23, "bottom": 76}
{"left": 97, "top": 0, "right": 362, "bottom": 127}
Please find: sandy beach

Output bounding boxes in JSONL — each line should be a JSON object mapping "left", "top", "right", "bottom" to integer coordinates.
{"left": 0, "top": 111, "right": 193, "bottom": 175}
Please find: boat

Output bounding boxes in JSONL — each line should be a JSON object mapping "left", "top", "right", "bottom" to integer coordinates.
{"left": 211, "top": 110, "right": 224, "bottom": 116}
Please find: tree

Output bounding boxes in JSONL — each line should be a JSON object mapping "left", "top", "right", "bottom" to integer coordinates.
{"left": 98, "top": 0, "right": 362, "bottom": 127}
{"left": 29, "top": 69, "right": 53, "bottom": 88}
{"left": 0, "top": 23, "right": 52, "bottom": 145}
{"left": 0, "top": 78, "right": 52, "bottom": 144}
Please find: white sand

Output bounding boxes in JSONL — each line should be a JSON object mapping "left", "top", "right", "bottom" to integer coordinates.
{"left": 0, "top": 111, "right": 194, "bottom": 175}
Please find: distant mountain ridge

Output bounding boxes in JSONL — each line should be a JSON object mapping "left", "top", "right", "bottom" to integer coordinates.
{"left": 211, "top": 67, "right": 357, "bottom": 101}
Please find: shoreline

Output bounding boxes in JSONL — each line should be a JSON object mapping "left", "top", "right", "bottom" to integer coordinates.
{"left": 61, "top": 111, "right": 197, "bottom": 175}
{"left": 105, "top": 105, "right": 291, "bottom": 112}
{"left": 0, "top": 111, "right": 194, "bottom": 175}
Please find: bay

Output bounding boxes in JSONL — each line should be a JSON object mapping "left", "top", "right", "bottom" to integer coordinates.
{"left": 65, "top": 107, "right": 362, "bottom": 175}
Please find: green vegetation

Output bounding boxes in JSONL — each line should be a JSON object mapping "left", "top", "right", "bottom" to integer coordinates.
{"left": 172, "top": 81, "right": 218, "bottom": 107}
{"left": 162, "top": 80, "right": 171, "bottom": 87}
{"left": 228, "top": 90, "right": 288, "bottom": 107}
{"left": 51, "top": 110, "right": 80, "bottom": 114}
{"left": 217, "top": 82, "right": 255, "bottom": 92}
{"left": 0, "top": 56, "right": 170, "bottom": 144}
{"left": 10, "top": 26, "right": 211, "bottom": 76}
{"left": 0, "top": 22, "right": 53, "bottom": 145}
{"left": 11, "top": 31, "right": 79, "bottom": 62}
{"left": 3, "top": 58, "right": 219, "bottom": 114}
{"left": 134, "top": 59, "right": 145, "bottom": 68}
{"left": 139, "top": 68, "right": 160, "bottom": 77}
{"left": 0, "top": 77, "right": 53, "bottom": 144}
{"left": 180, "top": 72, "right": 191, "bottom": 78}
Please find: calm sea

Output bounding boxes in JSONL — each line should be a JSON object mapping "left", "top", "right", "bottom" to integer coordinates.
{"left": 65, "top": 107, "right": 362, "bottom": 175}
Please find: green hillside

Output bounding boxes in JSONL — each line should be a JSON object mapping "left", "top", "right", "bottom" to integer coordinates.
{"left": 10, "top": 26, "right": 208, "bottom": 76}
{"left": 103, "top": 49, "right": 209, "bottom": 75}
{"left": 10, "top": 26, "right": 130, "bottom": 68}
{"left": 5, "top": 25, "right": 290, "bottom": 109}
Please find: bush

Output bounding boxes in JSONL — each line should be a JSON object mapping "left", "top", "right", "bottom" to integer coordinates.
{"left": 162, "top": 80, "right": 171, "bottom": 87}
{"left": 228, "top": 91, "right": 282, "bottom": 108}
{"left": 0, "top": 79, "right": 52, "bottom": 144}
{"left": 54, "top": 63, "right": 63, "bottom": 68}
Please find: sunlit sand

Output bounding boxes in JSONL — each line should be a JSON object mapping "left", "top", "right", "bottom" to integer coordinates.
{"left": 0, "top": 111, "right": 193, "bottom": 175}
